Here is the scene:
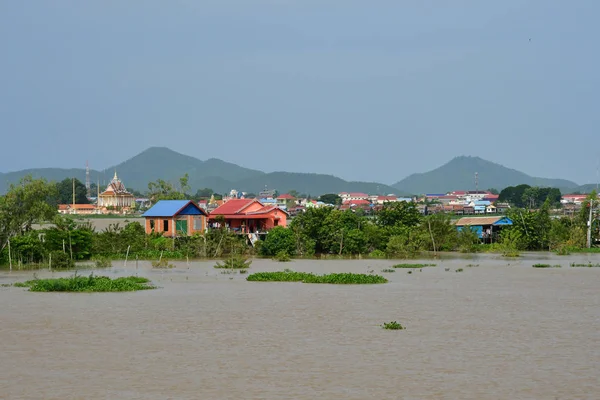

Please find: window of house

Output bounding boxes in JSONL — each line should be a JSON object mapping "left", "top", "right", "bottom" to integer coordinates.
{"left": 194, "top": 217, "right": 203, "bottom": 231}
{"left": 150, "top": 220, "right": 155, "bottom": 231}
{"left": 163, "top": 220, "right": 169, "bottom": 231}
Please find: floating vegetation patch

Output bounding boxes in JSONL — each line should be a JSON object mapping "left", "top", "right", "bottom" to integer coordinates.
{"left": 455, "top": 268, "right": 464, "bottom": 272}
{"left": 94, "top": 257, "right": 112, "bottom": 269}
{"left": 392, "top": 263, "right": 436, "bottom": 269}
{"left": 274, "top": 251, "right": 291, "bottom": 262}
{"left": 246, "top": 271, "right": 388, "bottom": 284}
{"left": 381, "top": 268, "right": 395, "bottom": 273}
{"left": 14, "top": 273, "right": 155, "bottom": 292}
{"left": 570, "top": 262, "right": 600, "bottom": 268}
{"left": 466, "top": 264, "right": 479, "bottom": 267}
{"left": 532, "top": 264, "right": 561, "bottom": 268}
{"left": 381, "top": 321, "right": 404, "bottom": 330}
{"left": 152, "top": 259, "right": 175, "bottom": 269}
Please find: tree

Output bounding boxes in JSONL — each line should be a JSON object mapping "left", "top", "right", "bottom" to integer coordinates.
{"left": 179, "top": 173, "right": 190, "bottom": 194}
{"left": 55, "top": 178, "right": 90, "bottom": 205}
{"left": 195, "top": 188, "right": 214, "bottom": 199}
{"left": 375, "top": 201, "right": 422, "bottom": 229}
{"left": 0, "top": 176, "right": 58, "bottom": 253}
{"left": 288, "top": 190, "right": 300, "bottom": 198}
{"left": 259, "top": 226, "right": 295, "bottom": 256}
{"left": 498, "top": 184, "right": 531, "bottom": 207}
{"left": 147, "top": 177, "right": 187, "bottom": 202}
{"left": 318, "top": 193, "right": 342, "bottom": 205}
{"left": 487, "top": 188, "right": 499, "bottom": 195}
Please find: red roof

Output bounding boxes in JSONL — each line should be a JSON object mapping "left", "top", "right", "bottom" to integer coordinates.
{"left": 210, "top": 199, "right": 256, "bottom": 215}
{"left": 377, "top": 196, "right": 397, "bottom": 200}
{"left": 343, "top": 199, "right": 371, "bottom": 205}
{"left": 347, "top": 192, "right": 368, "bottom": 197}
{"left": 276, "top": 194, "right": 296, "bottom": 200}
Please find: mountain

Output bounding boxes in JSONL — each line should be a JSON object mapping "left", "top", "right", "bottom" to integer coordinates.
{"left": 570, "top": 183, "right": 600, "bottom": 194}
{"left": 392, "top": 156, "right": 579, "bottom": 195}
{"left": 0, "top": 147, "right": 399, "bottom": 196}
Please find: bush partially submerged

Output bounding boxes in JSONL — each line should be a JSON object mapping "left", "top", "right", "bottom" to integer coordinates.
{"left": 152, "top": 258, "right": 175, "bottom": 269}
{"left": 247, "top": 271, "right": 388, "bottom": 284}
{"left": 94, "top": 257, "right": 112, "bottom": 269}
{"left": 274, "top": 251, "right": 291, "bottom": 262}
{"left": 392, "top": 263, "right": 436, "bottom": 269}
{"left": 381, "top": 321, "right": 404, "bottom": 330}
{"left": 532, "top": 263, "right": 561, "bottom": 268}
{"left": 14, "top": 273, "right": 155, "bottom": 292}
{"left": 214, "top": 255, "right": 252, "bottom": 269}
{"left": 570, "top": 262, "right": 600, "bottom": 267}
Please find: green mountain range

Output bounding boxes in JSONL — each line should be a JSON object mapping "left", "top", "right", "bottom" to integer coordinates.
{"left": 0, "top": 147, "right": 399, "bottom": 196}
{"left": 0, "top": 150, "right": 589, "bottom": 197}
{"left": 392, "top": 156, "right": 579, "bottom": 194}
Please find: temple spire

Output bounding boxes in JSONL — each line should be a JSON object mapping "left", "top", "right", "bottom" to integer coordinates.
{"left": 113, "top": 170, "right": 118, "bottom": 180}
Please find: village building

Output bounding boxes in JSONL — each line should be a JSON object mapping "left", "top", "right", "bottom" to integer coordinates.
{"left": 339, "top": 192, "right": 369, "bottom": 202}
{"left": 58, "top": 204, "right": 98, "bottom": 215}
{"left": 454, "top": 216, "right": 513, "bottom": 243}
{"left": 208, "top": 198, "right": 288, "bottom": 233}
{"left": 97, "top": 171, "right": 135, "bottom": 210}
{"left": 142, "top": 200, "right": 208, "bottom": 237}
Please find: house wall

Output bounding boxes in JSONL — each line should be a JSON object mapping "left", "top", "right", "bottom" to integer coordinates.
{"left": 145, "top": 215, "right": 206, "bottom": 236}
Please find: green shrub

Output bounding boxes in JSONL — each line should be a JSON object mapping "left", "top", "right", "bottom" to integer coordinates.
{"left": 455, "top": 268, "right": 464, "bottom": 272}
{"left": 151, "top": 259, "right": 175, "bottom": 269}
{"left": 246, "top": 271, "right": 388, "bottom": 284}
{"left": 392, "top": 263, "right": 436, "bottom": 268}
{"left": 368, "top": 250, "right": 387, "bottom": 259}
{"left": 570, "top": 262, "right": 600, "bottom": 267}
{"left": 94, "top": 257, "right": 112, "bottom": 269}
{"left": 214, "top": 255, "right": 252, "bottom": 269}
{"left": 15, "top": 273, "right": 155, "bottom": 292}
{"left": 274, "top": 251, "right": 291, "bottom": 262}
{"left": 49, "top": 251, "right": 74, "bottom": 269}
{"left": 381, "top": 321, "right": 404, "bottom": 330}
{"left": 532, "top": 264, "right": 561, "bottom": 268}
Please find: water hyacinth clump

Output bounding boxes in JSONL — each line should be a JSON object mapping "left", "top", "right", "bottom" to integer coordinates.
{"left": 14, "top": 273, "right": 155, "bottom": 292}
{"left": 570, "top": 262, "right": 600, "bottom": 268}
{"left": 214, "top": 255, "right": 252, "bottom": 269}
{"left": 246, "top": 271, "right": 388, "bottom": 284}
{"left": 392, "top": 263, "right": 436, "bottom": 269}
{"left": 381, "top": 321, "right": 404, "bottom": 330}
{"left": 532, "top": 264, "right": 561, "bottom": 268}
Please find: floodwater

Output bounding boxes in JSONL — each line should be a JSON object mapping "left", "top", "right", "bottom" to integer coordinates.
{"left": 1, "top": 253, "right": 600, "bottom": 399}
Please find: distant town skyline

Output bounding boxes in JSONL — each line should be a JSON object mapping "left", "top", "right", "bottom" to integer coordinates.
{"left": 1, "top": 1, "right": 598, "bottom": 184}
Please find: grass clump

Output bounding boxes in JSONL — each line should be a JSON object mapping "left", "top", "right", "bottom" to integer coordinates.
{"left": 151, "top": 258, "right": 175, "bottom": 269}
{"left": 381, "top": 321, "right": 404, "bottom": 330}
{"left": 246, "top": 271, "right": 388, "bottom": 284}
{"left": 532, "top": 263, "right": 561, "bottom": 268}
{"left": 274, "top": 251, "right": 291, "bottom": 262}
{"left": 381, "top": 268, "right": 395, "bottom": 273}
{"left": 455, "top": 268, "right": 464, "bottom": 272}
{"left": 466, "top": 263, "right": 479, "bottom": 267}
{"left": 14, "top": 273, "right": 155, "bottom": 292}
{"left": 392, "top": 263, "right": 436, "bottom": 269}
{"left": 368, "top": 249, "right": 387, "bottom": 259}
{"left": 94, "top": 257, "right": 112, "bottom": 269}
{"left": 214, "top": 255, "right": 252, "bottom": 269}
{"left": 570, "top": 262, "right": 600, "bottom": 267}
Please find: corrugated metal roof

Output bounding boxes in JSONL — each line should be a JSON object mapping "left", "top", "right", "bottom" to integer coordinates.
{"left": 142, "top": 200, "right": 205, "bottom": 217}
{"left": 455, "top": 216, "right": 509, "bottom": 226}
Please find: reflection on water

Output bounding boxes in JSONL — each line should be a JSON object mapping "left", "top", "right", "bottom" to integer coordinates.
{"left": 1, "top": 253, "right": 600, "bottom": 399}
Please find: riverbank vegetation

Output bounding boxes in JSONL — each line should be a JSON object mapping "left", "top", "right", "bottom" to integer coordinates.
{"left": 381, "top": 321, "right": 405, "bottom": 330}
{"left": 1, "top": 177, "right": 598, "bottom": 268}
{"left": 246, "top": 271, "right": 388, "bottom": 284}
{"left": 13, "top": 274, "right": 155, "bottom": 292}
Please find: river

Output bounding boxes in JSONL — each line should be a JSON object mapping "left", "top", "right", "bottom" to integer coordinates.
{"left": 1, "top": 253, "right": 599, "bottom": 399}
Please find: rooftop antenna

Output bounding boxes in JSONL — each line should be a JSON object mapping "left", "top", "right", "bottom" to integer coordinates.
{"left": 72, "top": 177, "right": 76, "bottom": 206}
{"left": 85, "top": 161, "right": 91, "bottom": 198}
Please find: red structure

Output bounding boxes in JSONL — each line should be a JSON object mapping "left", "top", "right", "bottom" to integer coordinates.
{"left": 208, "top": 199, "right": 288, "bottom": 233}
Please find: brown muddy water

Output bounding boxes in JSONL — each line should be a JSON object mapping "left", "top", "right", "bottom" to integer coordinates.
{"left": 1, "top": 253, "right": 600, "bottom": 399}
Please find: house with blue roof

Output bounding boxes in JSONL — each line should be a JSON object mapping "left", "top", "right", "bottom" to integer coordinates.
{"left": 142, "top": 200, "right": 208, "bottom": 237}
{"left": 455, "top": 216, "right": 513, "bottom": 243}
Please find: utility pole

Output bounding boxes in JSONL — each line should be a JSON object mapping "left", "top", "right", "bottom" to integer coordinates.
{"left": 72, "top": 177, "right": 75, "bottom": 206}
{"left": 587, "top": 198, "right": 594, "bottom": 249}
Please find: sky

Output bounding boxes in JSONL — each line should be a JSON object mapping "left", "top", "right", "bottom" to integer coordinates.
{"left": 1, "top": 0, "right": 598, "bottom": 185}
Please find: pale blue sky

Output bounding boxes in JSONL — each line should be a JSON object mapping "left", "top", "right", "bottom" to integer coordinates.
{"left": 1, "top": 1, "right": 598, "bottom": 185}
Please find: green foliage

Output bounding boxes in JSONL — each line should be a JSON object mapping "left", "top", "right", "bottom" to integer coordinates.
{"left": 368, "top": 249, "right": 387, "bottom": 259}
{"left": 260, "top": 226, "right": 295, "bottom": 256}
{"left": 532, "top": 264, "right": 561, "bottom": 268}
{"left": 214, "top": 255, "right": 252, "bottom": 269}
{"left": 151, "top": 258, "right": 175, "bottom": 268}
{"left": 94, "top": 257, "right": 112, "bottom": 269}
{"left": 246, "top": 271, "right": 388, "bottom": 284}
{"left": 455, "top": 226, "right": 480, "bottom": 253}
{"left": 147, "top": 177, "right": 188, "bottom": 202}
{"left": 16, "top": 273, "right": 154, "bottom": 292}
{"left": 54, "top": 178, "right": 90, "bottom": 205}
{"left": 381, "top": 321, "right": 404, "bottom": 330}
{"left": 318, "top": 193, "right": 342, "bottom": 205}
{"left": 455, "top": 268, "right": 464, "bottom": 272}
{"left": 570, "top": 262, "right": 600, "bottom": 267}
{"left": 49, "top": 251, "right": 75, "bottom": 269}
{"left": 392, "top": 263, "right": 436, "bottom": 268}
{"left": 274, "top": 250, "right": 291, "bottom": 262}
{"left": 376, "top": 201, "right": 422, "bottom": 229}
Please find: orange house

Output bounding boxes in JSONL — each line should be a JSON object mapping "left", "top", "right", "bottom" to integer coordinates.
{"left": 142, "top": 200, "right": 208, "bottom": 237}
{"left": 208, "top": 199, "right": 288, "bottom": 233}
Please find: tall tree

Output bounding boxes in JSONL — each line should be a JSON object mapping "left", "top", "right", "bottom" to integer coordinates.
{"left": 318, "top": 193, "right": 342, "bottom": 205}
{"left": 0, "top": 176, "right": 58, "bottom": 252}
{"left": 55, "top": 178, "right": 90, "bottom": 205}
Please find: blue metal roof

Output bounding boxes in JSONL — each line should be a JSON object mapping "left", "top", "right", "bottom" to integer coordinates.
{"left": 142, "top": 200, "right": 206, "bottom": 217}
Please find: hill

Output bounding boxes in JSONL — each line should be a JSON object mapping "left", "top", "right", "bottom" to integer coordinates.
{"left": 392, "top": 156, "right": 579, "bottom": 195}
{"left": 0, "top": 147, "right": 399, "bottom": 196}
